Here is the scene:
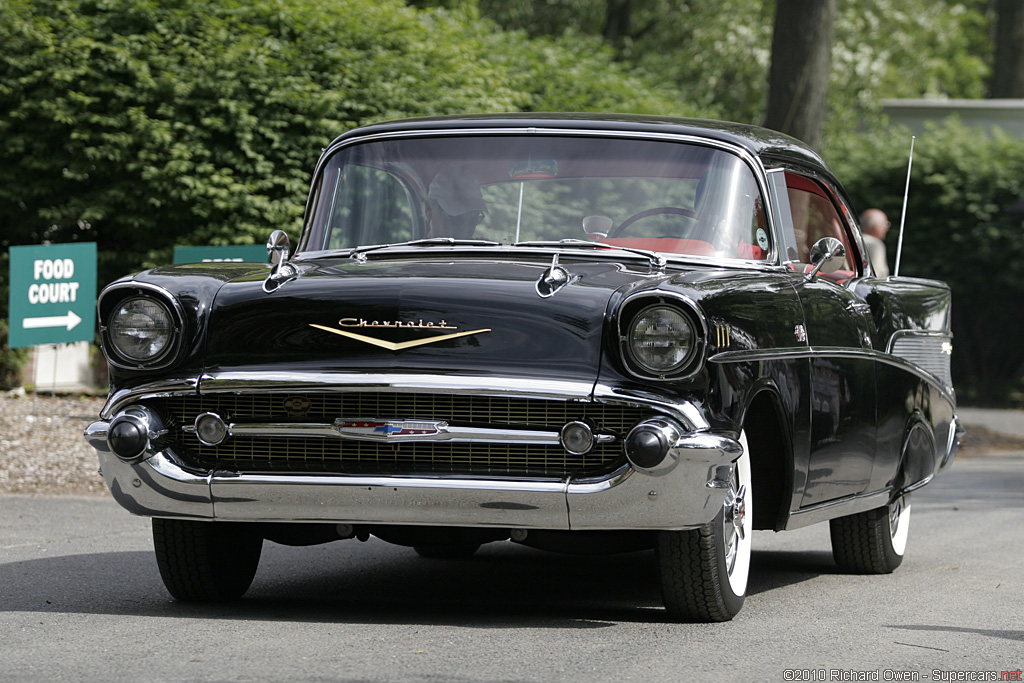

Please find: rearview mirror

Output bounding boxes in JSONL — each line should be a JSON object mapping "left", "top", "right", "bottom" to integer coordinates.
{"left": 582, "top": 215, "right": 613, "bottom": 240}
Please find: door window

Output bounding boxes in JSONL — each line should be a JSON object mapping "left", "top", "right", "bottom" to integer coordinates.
{"left": 781, "top": 173, "right": 856, "bottom": 279}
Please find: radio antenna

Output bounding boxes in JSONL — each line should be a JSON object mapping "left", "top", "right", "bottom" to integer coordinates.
{"left": 893, "top": 135, "right": 915, "bottom": 277}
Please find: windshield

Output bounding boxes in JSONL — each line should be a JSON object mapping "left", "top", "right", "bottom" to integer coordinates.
{"left": 304, "top": 134, "right": 770, "bottom": 261}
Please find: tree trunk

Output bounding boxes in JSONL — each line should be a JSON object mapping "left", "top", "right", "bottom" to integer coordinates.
{"left": 991, "top": 0, "right": 1024, "bottom": 97}
{"left": 603, "top": 0, "right": 632, "bottom": 50}
{"left": 763, "top": 0, "right": 837, "bottom": 152}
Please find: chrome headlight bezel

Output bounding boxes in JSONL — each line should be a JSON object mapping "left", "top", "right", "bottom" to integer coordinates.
{"left": 617, "top": 293, "right": 706, "bottom": 381}
{"left": 99, "top": 283, "right": 184, "bottom": 370}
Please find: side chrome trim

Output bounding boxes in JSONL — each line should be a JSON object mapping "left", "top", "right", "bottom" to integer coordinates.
{"left": 784, "top": 487, "right": 892, "bottom": 530}
{"left": 709, "top": 345, "right": 829, "bottom": 363}
{"left": 787, "top": 469, "right": 940, "bottom": 531}
{"left": 709, "top": 344, "right": 956, "bottom": 403}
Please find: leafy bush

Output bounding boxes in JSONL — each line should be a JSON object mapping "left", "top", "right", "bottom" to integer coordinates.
{"left": 830, "top": 120, "right": 1024, "bottom": 404}
{"left": 0, "top": 0, "right": 516, "bottom": 289}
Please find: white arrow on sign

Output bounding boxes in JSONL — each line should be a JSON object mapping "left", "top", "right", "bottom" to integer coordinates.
{"left": 22, "top": 310, "right": 82, "bottom": 331}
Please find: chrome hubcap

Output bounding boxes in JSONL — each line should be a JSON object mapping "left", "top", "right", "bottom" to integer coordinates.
{"left": 723, "top": 483, "right": 747, "bottom": 572}
{"left": 889, "top": 495, "right": 902, "bottom": 540}
{"left": 888, "top": 492, "right": 911, "bottom": 556}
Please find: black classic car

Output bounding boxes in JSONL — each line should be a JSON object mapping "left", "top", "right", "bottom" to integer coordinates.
{"left": 85, "top": 114, "right": 960, "bottom": 621}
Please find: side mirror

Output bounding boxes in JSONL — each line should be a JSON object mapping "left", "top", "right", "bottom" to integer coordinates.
{"left": 266, "top": 229, "right": 291, "bottom": 266}
{"left": 805, "top": 237, "right": 846, "bottom": 281}
{"left": 263, "top": 230, "right": 295, "bottom": 293}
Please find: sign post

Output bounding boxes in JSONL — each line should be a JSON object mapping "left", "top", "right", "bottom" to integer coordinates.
{"left": 8, "top": 243, "right": 97, "bottom": 349}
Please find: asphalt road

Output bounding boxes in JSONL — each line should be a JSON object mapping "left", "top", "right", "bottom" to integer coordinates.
{"left": 1, "top": 455, "right": 1021, "bottom": 683}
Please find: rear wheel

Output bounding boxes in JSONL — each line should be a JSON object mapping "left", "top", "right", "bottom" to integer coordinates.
{"left": 830, "top": 492, "right": 910, "bottom": 573}
{"left": 657, "top": 431, "right": 752, "bottom": 622}
{"left": 152, "top": 519, "right": 263, "bottom": 601}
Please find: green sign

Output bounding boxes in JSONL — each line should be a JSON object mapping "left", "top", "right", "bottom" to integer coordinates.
{"left": 8, "top": 242, "right": 97, "bottom": 348}
{"left": 173, "top": 245, "right": 268, "bottom": 264}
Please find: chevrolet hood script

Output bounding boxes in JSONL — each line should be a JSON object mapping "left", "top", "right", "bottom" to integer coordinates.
{"left": 310, "top": 318, "right": 490, "bottom": 351}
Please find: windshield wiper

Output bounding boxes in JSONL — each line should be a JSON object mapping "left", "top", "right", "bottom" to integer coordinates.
{"left": 349, "top": 237, "right": 501, "bottom": 261}
{"left": 513, "top": 239, "right": 667, "bottom": 269}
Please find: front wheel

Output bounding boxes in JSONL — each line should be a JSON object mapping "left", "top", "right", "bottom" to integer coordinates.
{"left": 152, "top": 519, "right": 263, "bottom": 601}
{"left": 657, "top": 431, "right": 752, "bottom": 622}
{"left": 830, "top": 493, "right": 911, "bottom": 574}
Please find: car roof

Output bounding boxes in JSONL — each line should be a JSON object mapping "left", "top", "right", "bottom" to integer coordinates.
{"left": 327, "top": 113, "right": 835, "bottom": 177}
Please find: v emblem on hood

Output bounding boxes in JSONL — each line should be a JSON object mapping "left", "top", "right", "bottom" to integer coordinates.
{"left": 310, "top": 324, "right": 491, "bottom": 351}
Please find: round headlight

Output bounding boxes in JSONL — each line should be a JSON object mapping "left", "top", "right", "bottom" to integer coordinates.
{"left": 626, "top": 305, "right": 696, "bottom": 374}
{"left": 108, "top": 297, "right": 174, "bottom": 363}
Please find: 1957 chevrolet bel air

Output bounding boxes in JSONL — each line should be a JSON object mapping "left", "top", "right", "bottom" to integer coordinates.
{"left": 85, "top": 114, "right": 960, "bottom": 621}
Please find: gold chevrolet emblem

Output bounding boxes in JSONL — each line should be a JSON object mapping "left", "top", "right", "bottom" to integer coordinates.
{"left": 310, "top": 319, "right": 490, "bottom": 351}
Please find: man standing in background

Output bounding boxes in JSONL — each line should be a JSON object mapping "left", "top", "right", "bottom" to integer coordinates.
{"left": 860, "top": 208, "right": 891, "bottom": 278}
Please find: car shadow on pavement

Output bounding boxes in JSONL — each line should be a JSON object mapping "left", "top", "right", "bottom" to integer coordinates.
{"left": 748, "top": 549, "right": 837, "bottom": 594}
{"left": 0, "top": 539, "right": 838, "bottom": 626}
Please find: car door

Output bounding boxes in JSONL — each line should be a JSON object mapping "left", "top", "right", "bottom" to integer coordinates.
{"left": 777, "top": 171, "right": 879, "bottom": 507}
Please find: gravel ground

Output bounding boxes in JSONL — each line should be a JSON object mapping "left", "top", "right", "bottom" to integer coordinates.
{"left": 0, "top": 391, "right": 1020, "bottom": 496}
{"left": 1, "top": 391, "right": 107, "bottom": 495}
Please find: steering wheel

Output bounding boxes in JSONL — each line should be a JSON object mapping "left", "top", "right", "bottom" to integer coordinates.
{"left": 610, "top": 207, "right": 697, "bottom": 237}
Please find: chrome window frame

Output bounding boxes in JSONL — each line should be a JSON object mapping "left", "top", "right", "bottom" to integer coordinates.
{"left": 297, "top": 127, "right": 782, "bottom": 271}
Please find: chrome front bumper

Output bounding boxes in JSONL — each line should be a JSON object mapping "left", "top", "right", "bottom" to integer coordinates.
{"left": 85, "top": 421, "right": 742, "bottom": 531}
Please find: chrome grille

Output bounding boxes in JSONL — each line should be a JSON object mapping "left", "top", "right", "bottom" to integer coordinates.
{"left": 158, "top": 393, "right": 646, "bottom": 478}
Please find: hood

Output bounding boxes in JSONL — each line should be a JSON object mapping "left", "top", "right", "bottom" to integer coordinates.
{"left": 202, "top": 257, "right": 663, "bottom": 384}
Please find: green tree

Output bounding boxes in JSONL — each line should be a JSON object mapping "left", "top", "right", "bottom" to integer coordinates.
{"left": 829, "top": 0, "right": 990, "bottom": 132}
{"left": 477, "top": 0, "right": 992, "bottom": 134}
